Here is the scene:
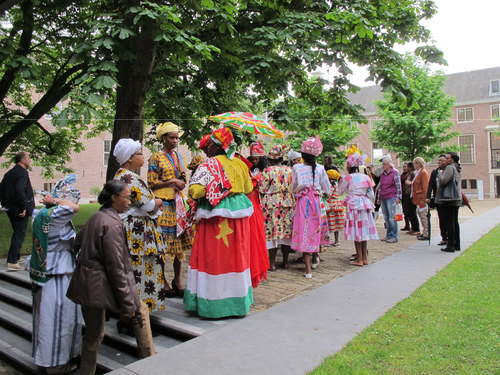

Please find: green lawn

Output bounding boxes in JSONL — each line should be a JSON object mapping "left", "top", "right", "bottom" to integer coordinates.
{"left": 310, "top": 225, "right": 500, "bottom": 375}
{"left": 0, "top": 204, "right": 99, "bottom": 258}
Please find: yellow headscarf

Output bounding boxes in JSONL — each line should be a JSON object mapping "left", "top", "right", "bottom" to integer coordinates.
{"left": 327, "top": 169, "right": 341, "bottom": 180}
{"left": 156, "top": 122, "right": 184, "bottom": 139}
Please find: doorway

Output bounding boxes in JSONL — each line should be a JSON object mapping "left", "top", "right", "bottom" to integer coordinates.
{"left": 496, "top": 176, "right": 500, "bottom": 198}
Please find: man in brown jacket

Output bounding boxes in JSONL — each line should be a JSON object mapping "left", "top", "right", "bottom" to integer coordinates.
{"left": 412, "top": 157, "right": 430, "bottom": 240}
{"left": 67, "top": 180, "right": 154, "bottom": 375}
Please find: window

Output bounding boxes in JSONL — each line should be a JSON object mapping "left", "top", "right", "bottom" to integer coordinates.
{"left": 369, "top": 118, "right": 383, "bottom": 130}
{"left": 459, "top": 135, "right": 475, "bottom": 164}
{"left": 43, "top": 182, "right": 54, "bottom": 192}
{"left": 469, "top": 179, "right": 477, "bottom": 189}
{"left": 372, "top": 142, "right": 384, "bottom": 161}
{"left": 490, "top": 133, "right": 500, "bottom": 169}
{"left": 490, "top": 80, "right": 500, "bottom": 96}
{"left": 461, "top": 179, "right": 468, "bottom": 189}
{"left": 491, "top": 104, "right": 500, "bottom": 119}
{"left": 457, "top": 107, "right": 473, "bottom": 123}
{"left": 104, "top": 140, "right": 111, "bottom": 166}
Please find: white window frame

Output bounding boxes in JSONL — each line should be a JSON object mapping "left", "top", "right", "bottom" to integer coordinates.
{"left": 491, "top": 104, "right": 500, "bottom": 119}
{"left": 457, "top": 107, "right": 474, "bottom": 123}
{"left": 490, "top": 79, "right": 500, "bottom": 96}
{"left": 458, "top": 134, "right": 476, "bottom": 165}
{"left": 104, "top": 140, "right": 111, "bottom": 166}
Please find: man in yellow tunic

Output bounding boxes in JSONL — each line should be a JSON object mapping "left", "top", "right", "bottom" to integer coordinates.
{"left": 148, "top": 122, "right": 191, "bottom": 296}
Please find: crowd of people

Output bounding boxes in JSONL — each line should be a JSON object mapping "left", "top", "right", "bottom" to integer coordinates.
{"left": 0, "top": 125, "right": 464, "bottom": 374}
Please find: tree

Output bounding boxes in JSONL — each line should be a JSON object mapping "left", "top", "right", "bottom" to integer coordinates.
{"left": 270, "top": 77, "right": 360, "bottom": 164}
{"left": 371, "top": 56, "right": 457, "bottom": 161}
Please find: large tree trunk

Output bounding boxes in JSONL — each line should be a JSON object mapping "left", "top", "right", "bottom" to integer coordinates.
{"left": 105, "top": 20, "right": 157, "bottom": 181}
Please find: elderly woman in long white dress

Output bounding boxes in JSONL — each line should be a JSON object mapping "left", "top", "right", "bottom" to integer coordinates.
{"left": 28, "top": 176, "right": 82, "bottom": 374}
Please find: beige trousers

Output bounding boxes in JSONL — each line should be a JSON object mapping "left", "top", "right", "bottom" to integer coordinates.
{"left": 80, "top": 301, "right": 155, "bottom": 375}
{"left": 417, "top": 206, "right": 429, "bottom": 238}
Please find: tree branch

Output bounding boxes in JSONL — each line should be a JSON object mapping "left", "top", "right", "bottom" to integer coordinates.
{"left": 0, "top": 0, "right": 33, "bottom": 101}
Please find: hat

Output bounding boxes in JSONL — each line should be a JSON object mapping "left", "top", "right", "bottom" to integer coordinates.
{"left": 113, "top": 138, "right": 142, "bottom": 165}
{"left": 211, "top": 127, "right": 236, "bottom": 159}
{"left": 326, "top": 169, "right": 341, "bottom": 180}
{"left": 301, "top": 136, "right": 323, "bottom": 157}
{"left": 249, "top": 142, "right": 266, "bottom": 157}
{"left": 346, "top": 145, "right": 368, "bottom": 168}
{"left": 379, "top": 154, "right": 393, "bottom": 163}
{"left": 52, "top": 174, "right": 80, "bottom": 203}
{"left": 156, "top": 122, "right": 184, "bottom": 140}
{"left": 287, "top": 150, "right": 301, "bottom": 161}
{"left": 268, "top": 144, "right": 284, "bottom": 159}
{"left": 198, "top": 134, "right": 211, "bottom": 150}
{"left": 188, "top": 155, "right": 205, "bottom": 170}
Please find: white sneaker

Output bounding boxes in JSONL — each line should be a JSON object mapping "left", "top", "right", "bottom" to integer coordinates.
{"left": 304, "top": 273, "right": 312, "bottom": 279}
{"left": 7, "top": 262, "right": 24, "bottom": 271}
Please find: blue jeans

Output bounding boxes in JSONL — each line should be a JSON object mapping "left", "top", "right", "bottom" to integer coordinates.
{"left": 381, "top": 197, "right": 398, "bottom": 240}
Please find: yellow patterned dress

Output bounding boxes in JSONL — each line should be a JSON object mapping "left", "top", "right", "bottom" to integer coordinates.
{"left": 114, "top": 168, "right": 169, "bottom": 312}
{"left": 148, "top": 151, "right": 192, "bottom": 260}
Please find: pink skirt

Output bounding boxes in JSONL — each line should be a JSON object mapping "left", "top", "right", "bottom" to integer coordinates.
{"left": 291, "top": 188, "right": 330, "bottom": 253}
{"left": 344, "top": 208, "right": 379, "bottom": 242}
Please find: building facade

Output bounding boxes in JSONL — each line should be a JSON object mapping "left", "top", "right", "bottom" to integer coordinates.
{"left": 347, "top": 66, "right": 500, "bottom": 198}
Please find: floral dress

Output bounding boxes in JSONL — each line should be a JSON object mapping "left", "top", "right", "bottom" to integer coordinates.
{"left": 259, "top": 165, "right": 295, "bottom": 249}
{"left": 148, "top": 151, "right": 192, "bottom": 260}
{"left": 114, "top": 168, "right": 169, "bottom": 312}
{"left": 338, "top": 173, "right": 379, "bottom": 242}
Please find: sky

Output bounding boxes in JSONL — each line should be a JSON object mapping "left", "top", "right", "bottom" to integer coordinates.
{"left": 321, "top": 0, "right": 500, "bottom": 87}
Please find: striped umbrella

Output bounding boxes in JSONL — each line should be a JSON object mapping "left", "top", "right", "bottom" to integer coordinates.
{"left": 208, "top": 112, "right": 284, "bottom": 138}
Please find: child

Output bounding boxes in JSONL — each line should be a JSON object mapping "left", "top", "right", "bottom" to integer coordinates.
{"left": 326, "top": 169, "right": 345, "bottom": 246}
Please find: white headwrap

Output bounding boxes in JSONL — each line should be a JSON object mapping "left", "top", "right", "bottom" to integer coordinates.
{"left": 113, "top": 138, "right": 142, "bottom": 166}
{"left": 287, "top": 150, "right": 301, "bottom": 161}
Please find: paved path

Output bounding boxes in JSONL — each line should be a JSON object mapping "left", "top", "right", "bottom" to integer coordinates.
{"left": 110, "top": 205, "right": 500, "bottom": 375}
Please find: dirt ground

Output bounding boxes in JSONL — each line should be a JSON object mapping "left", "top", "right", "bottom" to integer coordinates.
{"left": 249, "top": 198, "right": 500, "bottom": 312}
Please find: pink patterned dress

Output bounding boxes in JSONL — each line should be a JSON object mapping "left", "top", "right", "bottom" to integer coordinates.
{"left": 338, "top": 173, "right": 379, "bottom": 242}
{"left": 291, "top": 163, "right": 331, "bottom": 253}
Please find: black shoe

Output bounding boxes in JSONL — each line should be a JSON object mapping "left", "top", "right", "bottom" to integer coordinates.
{"left": 441, "top": 247, "right": 455, "bottom": 253}
{"left": 116, "top": 320, "right": 135, "bottom": 337}
{"left": 401, "top": 227, "right": 410, "bottom": 231}
{"left": 172, "top": 279, "right": 185, "bottom": 298}
{"left": 437, "top": 240, "right": 447, "bottom": 246}
{"left": 417, "top": 236, "right": 429, "bottom": 241}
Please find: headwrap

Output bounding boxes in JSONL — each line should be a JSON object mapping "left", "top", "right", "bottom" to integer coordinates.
{"left": 301, "top": 136, "right": 323, "bottom": 157}
{"left": 268, "top": 144, "right": 284, "bottom": 159}
{"left": 249, "top": 142, "right": 266, "bottom": 157}
{"left": 51, "top": 174, "right": 80, "bottom": 203}
{"left": 211, "top": 127, "right": 236, "bottom": 159}
{"left": 188, "top": 155, "right": 205, "bottom": 170}
{"left": 156, "top": 122, "right": 184, "bottom": 140}
{"left": 287, "top": 150, "right": 301, "bottom": 161}
{"left": 198, "top": 134, "right": 211, "bottom": 150}
{"left": 346, "top": 145, "right": 368, "bottom": 168}
{"left": 113, "top": 138, "right": 141, "bottom": 166}
{"left": 327, "top": 169, "right": 341, "bottom": 180}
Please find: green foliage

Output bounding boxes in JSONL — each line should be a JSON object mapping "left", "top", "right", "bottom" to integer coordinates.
{"left": 1, "top": 0, "right": 443, "bottom": 175}
{"left": 310, "top": 224, "right": 500, "bottom": 375}
{"left": 270, "top": 77, "right": 361, "bottom": 164}
{"left": 372, "top": 56, "right": 457, "bottom": 161}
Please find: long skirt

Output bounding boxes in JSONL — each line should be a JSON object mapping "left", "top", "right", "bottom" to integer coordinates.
{"left": 184, "top": 216, "right": 253, "bottom": 318}
{"left": 291, "top": 188, "right": 329, "bottom": 253}
{"left": 159, "top": 200, "right": 192, "bottom": 261}
{"left": 247, "top": 190, "right": 269, "bottom": 287}
{"left": 344, "top": 208, "right": 379, "bottom": 242}
{"left": 124, "top": 215, "right": 169, "bottom": 312}
{"left": 32, "top": 274, "right": 82, "bottom": 368}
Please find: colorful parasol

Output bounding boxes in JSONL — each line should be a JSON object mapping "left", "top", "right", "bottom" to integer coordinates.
{"left": 208, "top": 112, "right": 284, "bottom": 138}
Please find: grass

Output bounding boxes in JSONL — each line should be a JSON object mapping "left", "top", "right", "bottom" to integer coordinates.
{"left": 309, "top": 225, "right": 500, "bottom": 375}
{"left": 0, "top": 204, "right": 99, "bottom": 258}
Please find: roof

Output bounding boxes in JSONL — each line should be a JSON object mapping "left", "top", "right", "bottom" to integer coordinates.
{"left": 348, "top": 66, "right": 500, "bottom": 114}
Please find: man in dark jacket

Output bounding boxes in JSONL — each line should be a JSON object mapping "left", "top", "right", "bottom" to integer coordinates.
{"left": 426, "top": 155, "right": 447, "bottom": 246}
{"left": 0, "top": 152, "right": 35, "bottom": 270}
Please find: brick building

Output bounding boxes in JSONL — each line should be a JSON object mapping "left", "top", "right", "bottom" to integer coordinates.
{"left": 2, "top": 67, "right": 500, "bottom": 201}
{"left": 347, "top": 66, "right": 500, "bottom": 198}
